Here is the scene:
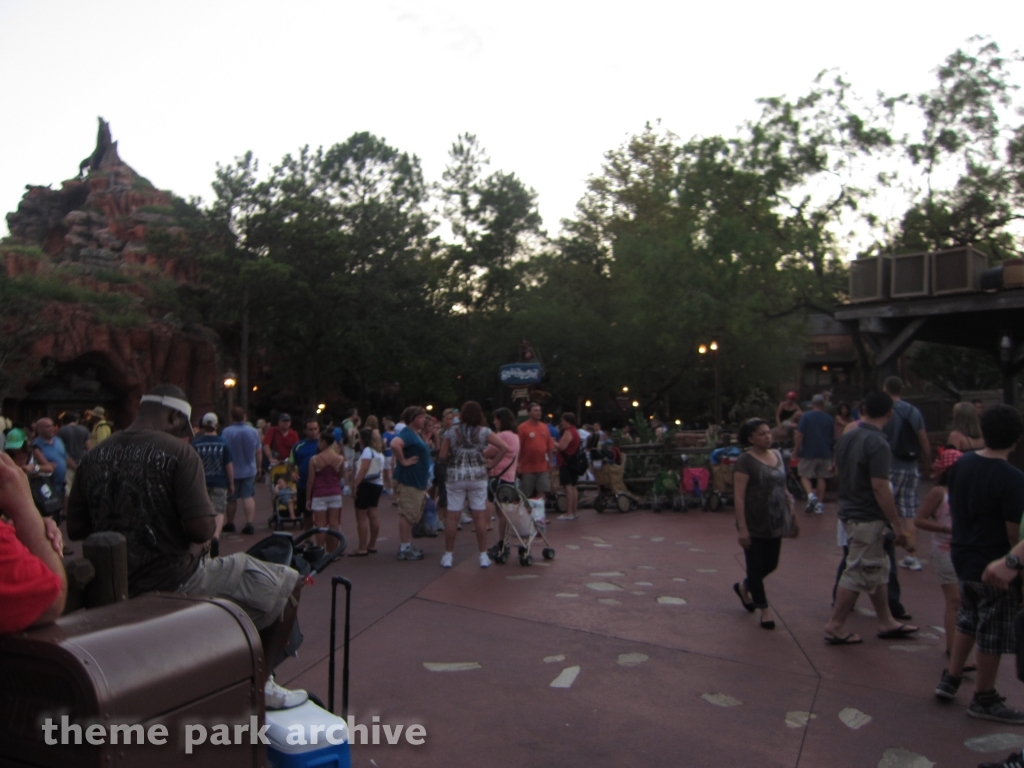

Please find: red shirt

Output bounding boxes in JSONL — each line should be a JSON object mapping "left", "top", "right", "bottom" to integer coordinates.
{"left": 517, "top": 421, "right": 554, "bottom": 474}
{"left": 556, "top": 426, "right": 581, "bottom": 467}
{"left": 0, "top": 521, "right": 62, "bottom": 633}
{"left": 263, "top": 426, "right": 299, "bottom": 461}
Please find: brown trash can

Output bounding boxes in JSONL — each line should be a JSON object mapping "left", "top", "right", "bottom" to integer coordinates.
{"left": 0, "top": 593, "right": 265, "bottom": 768}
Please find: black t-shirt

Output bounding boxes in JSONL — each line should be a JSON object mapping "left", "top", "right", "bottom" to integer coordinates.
{"left": 948, "top": 452, "right": 1024, "bottom": 582}
{"left": 68, "top": 429, "right": 215, "bottom": 595}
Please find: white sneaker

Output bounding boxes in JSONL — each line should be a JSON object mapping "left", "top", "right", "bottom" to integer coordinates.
{"left": 264, "top": 675, "right": 308, "bottom": 710}
{"left": 459, "top": 512, "right": 473, "bottom": 525}
{"left": 900, "top": 556, "right": 923, "bottom": 570}
{"left": 814, "top": 502, "right": 824, "bottom": 515}
{"left": 479, "top": 552, "right": 491, "bottom": 568}
{"left": 441, "top": 552, "right": 453, "bottom": 568}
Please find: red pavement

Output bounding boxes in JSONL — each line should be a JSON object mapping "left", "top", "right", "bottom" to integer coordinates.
{"left": 213, "top": 485, "right": 1024, "bottom": 768}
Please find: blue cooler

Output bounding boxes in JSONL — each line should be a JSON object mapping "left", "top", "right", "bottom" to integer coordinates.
{"left": 266, "top": 700, "right": 351, "bottom": 768}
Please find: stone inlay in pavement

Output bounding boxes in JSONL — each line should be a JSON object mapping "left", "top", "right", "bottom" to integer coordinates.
{"left": 550, "top": 666, "right": 580, "bottom": 688}
{"left": 930, "top": 626, "right": 946, "bottom": 634}
{"left": 636, "top": 565, "right": 656, "bottom": 570}
{"left": 964, "top": 733, "right": 1024, "bottom": 753}
{"left": 598, "top": 598, "right": 622, "bottom": 605}
{"left": 543, "top": 655, "right": 566, "bottom": 664}
{"left": 857, "top": 606, "right": 877, "bottom": 617}
{"left": 617, "top": 653, "right": 648, "bottom": 666}
{"left": 838, "top": 707, "right": 872, "bottom": 729}
{"left": 650, "top": 537, "right": 665, "bottom": 542}
{"left": 675, "top": 541, "right": 691, "bottom": 545}
{"left": 701, "top": 693, "right": 741, "bottom": 707}
{"left": 877, "top": 747, "right": 934, "bottom": 768}
{"left": 917, "top": 632, "right": 939, "bottom": 639}
{"left": 590, "top": 571, "right": 625, "bottom": 577}
{"left": 657, "top": 596, "right": 687, "bottom": 605}
{"left": 507, "top": 574, "right": 539, "bottom": 580}
{"left": 689, "top": 548, "right": 705, "bottom": 552}
{"left": 586, "top": 582, "right": 624, "bottom": 591}
{"left": 696, "top": 569, "right": 717, "bottom": 573}
{"left": 785, "top": 711, "right": 816, "bottom": 728}
{"left": 581, "top": 536, "right": 607, "bottom": 543}
{"left": 635, "top": 581, "right": 654, "bottom": 586}
{"left": 424, "top": 662, "right": 481, "bottom": 672}
{"left": 672, "top": 577, "right": 688, "bottom": 582}
{"left": 631, "top": 591, "right": 646, "bottom": 595}
{"left": 594, "top": 543, "right": 613, "bottom": 548}
{"left": 565, "top": 544, "right": 580, "bottom": 549}
{"left": 555, "top": 593, "right": 579, "bottom": 598}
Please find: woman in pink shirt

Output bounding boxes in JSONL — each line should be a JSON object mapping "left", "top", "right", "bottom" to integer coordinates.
{"left": 486, "top": 408, "right": 521, "bottom": 542}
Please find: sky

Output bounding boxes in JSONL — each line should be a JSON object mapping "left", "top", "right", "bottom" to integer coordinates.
{"left": 2, "top": 0, "right": 1023, "bottom": 248}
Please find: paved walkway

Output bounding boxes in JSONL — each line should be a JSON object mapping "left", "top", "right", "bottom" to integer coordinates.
{"left": 217, "top": 486, "right": 1024, "bottom": 768}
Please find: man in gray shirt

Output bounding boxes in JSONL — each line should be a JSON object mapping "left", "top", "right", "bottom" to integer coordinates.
{"left": 882, "top": 376, "right": 931, "bottom": 570}
{"left": 824, "top": 391, "right": 918, "bottom": 645}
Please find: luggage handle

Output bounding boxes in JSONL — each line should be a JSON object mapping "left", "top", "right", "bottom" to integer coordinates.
{"left": 328, "top": 575, "right": 352, "bottom": 719}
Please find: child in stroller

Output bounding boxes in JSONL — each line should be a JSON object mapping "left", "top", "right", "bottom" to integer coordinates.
{"left": 269, "top": 464, "right": 302, "bottom": 530}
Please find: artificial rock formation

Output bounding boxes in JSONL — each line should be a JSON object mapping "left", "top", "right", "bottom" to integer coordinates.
{"left": 2, "top": 119, "right": 218, "bottom": 424}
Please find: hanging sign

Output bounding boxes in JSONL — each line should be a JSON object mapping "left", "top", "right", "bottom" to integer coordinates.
{"left": 499, "top": 362, "right": 544, "bottom": 385}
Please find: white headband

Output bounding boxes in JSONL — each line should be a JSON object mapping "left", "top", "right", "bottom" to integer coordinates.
{"left": 140, "top": 394, "right": 193, "bottom": 420}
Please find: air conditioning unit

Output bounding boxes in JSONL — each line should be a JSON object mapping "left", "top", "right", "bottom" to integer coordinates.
{"left": 931, "top": 246, "right": 989, "bottom": 296}
{"left": 849, "top": 256, "right": 891, "bottom": 303}
{"left": 890, "top": 252, "right": 930, "bottom": 298}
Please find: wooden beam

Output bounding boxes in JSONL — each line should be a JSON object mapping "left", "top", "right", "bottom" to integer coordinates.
{"left": 875, "top": 318, "right": 928, "bottom": 367}
{"left": 835, "top": 289, "right": 1024, "bottom": 321}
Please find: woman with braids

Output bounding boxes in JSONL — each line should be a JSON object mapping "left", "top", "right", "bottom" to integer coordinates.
{"left": 732, "top": 418, "right": 797, "bottom": 630}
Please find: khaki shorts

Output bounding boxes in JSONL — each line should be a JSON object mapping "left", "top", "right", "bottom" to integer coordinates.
{"left": 933, "top": 549, "right": 958, "bottom": 586}
{"left": 396, "top": 484, "right": 426, "bottom": 524}
{"left": 798, "top": 458, "right": 833, "bottom": 479}
{"left": 179, "top": 553, "right": 299, "bottom": 631}
{"left": 65, "top": 468, "right": 76, "bottom": 498}
{"left": 207, "top": 486, "right": 228, "bottom": 514}
{"left": 518, "top": 472, "right": 551, "bottom": 497}
{"left": 838, "top": 519, "right": 891, "bottom": 593}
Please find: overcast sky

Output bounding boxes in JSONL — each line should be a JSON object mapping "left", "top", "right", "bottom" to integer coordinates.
{"left": 2, "top": 0, "right": 1022, "bottom": 247}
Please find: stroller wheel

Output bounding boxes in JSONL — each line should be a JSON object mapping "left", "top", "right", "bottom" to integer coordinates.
{"left": 542, "top": 548, "right": 555, "bottom": 560}
{"left": 555, "top": 493, "right": 568, "bottom": 514}
{"left": 518, "top": 545, "right": 528, "bottom": 557}
{"left": 496, "top": 551, "right": 509, "bottom": 564}
{"left": 594, "top": 494, "right": 608, "bottom": 513}
{"left": 615, "top": 494, "right": 632, "bottom": 514}
{"left": 519, "top": 554, "right": 533, "bottom": 566}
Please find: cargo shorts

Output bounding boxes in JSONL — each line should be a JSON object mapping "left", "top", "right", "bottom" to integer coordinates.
{"left": 838, "top": 519, "right": 891, "bottom": 593}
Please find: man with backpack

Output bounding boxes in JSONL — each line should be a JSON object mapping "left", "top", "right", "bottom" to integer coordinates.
{"left": 882, "top": 377, "right": 932, "bottom": 571}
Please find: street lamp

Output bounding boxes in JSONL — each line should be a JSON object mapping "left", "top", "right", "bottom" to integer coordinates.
{"left": 698, "top": 341, "right": 721, "bottom": 424}
{"left": 584, "top": 400, "right": 592, "bottom": 408}
{"left": 223, "top": 371, "right": 238, "bottom": 415}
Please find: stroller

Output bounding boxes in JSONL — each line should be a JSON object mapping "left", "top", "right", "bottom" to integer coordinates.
{"left": 489, "top": 484, "right": 555, "bottom": 566}
{"left": 591, "top": 447, "right": 639, "bottom": 513}
{"left": 268, "top": 463, "right": 303, "bottom": 531}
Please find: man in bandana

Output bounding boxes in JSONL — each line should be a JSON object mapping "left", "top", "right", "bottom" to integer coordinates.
{"left": 67, "top": 384, "right": 307, "bottom": 709}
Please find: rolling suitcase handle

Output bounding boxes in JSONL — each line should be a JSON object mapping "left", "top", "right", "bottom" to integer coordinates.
{"left": 328, "top": 575, "right": 352, "bottom": 718}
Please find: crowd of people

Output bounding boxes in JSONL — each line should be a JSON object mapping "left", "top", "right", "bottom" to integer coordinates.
{"left": 8, "top": 379, "right": 1024, "bottom": 767}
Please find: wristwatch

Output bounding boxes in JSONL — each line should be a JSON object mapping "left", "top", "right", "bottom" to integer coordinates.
{"left": 1006, "top": 554, "right": 1024, "bottom": 571}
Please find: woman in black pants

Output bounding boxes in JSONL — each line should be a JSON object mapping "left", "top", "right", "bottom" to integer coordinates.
{"left": 732, "top": 418, "right": 798, "bottom": 629}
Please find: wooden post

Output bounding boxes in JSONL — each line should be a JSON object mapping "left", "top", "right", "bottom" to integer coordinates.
{"left": 82, "top": 531, "right": 129, "bottom": 607}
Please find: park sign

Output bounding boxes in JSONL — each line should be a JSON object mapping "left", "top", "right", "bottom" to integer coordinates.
{"left": 500, "top": 362, "right": 544, "bottom": 386}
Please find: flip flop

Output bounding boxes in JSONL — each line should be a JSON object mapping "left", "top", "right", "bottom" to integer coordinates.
{"left": 348, "top": 552, "right": 369, "bottom": 557}
{"left": 877, "top": 624, "right": 919, "bottom": 639}
{"left": 733, "top": 583, "right": 755, "bottom": 613}
{"left": 825, "top": 633, "right": 863, "bottom": 645}
{"left": 367, "top": 548, "right": 378, "bottom": 554}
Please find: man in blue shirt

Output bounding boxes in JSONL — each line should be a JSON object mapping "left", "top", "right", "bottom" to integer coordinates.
{"left": 881, "top": 377, "right": 931, "bottom": 571}
{"left": 794, "top": 394, "right": 835, "bottom": 514}
{"left": 192, "top": 413, "right": 234, "bottom": 557}
{"left": 32, "top": 417, "right": 68, "bottom": 497}
{"left": 289, "top": 417, "right": 321, "bottom": 530}
{"left": 390, "top": 406, "right": 431, "bottom": 561}
{"left": 221, "top": 406, "right": 262, "bottom": 536}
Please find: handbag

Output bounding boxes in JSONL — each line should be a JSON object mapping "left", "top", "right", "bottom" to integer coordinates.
{"left": 30, "top": 474, "right": 64, "bottom": 517}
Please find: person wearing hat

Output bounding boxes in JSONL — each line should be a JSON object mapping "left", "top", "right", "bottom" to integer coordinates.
{"left": 776, "top": 391, "right": 802, "bottom": 428}
{"left": 793, "top": 393, "right": 835, "bottom": 515}
{"left": 262, "top": 412, "right": 299, "bottom": 468}
{"left": 3, "top": 428, "right": 55, "bottom": 477}
{"left": 89, "top": 406, "right": 112, "bottom": 446}
{"left": 192, "top": 412, "right": 234, "bottom": 557}
{"left": 68, "top": 383, "right": 309, "bottom": 710}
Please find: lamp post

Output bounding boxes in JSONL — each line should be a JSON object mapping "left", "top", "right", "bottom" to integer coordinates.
{"left": 223, "top": 371, "right": 238, "bottom": 417}
{"left": 698, "top": 341, "right": 721, "bottom": 424}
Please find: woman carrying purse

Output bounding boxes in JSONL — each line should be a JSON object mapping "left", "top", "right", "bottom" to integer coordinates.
{"left": 732, "top": 418, "right": 798, "bottom": 630}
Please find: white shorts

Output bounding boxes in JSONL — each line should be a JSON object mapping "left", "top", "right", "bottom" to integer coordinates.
{"left": 446, "top": 480, "right": 487, "bottom": 512}
{"left": 310, "top": 494, "right": 343, "bottom": 511}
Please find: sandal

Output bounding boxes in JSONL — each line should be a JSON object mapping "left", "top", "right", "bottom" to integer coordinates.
{"left": 877, "top": 624, "right": 919, "bottom": 639}
{"left": 348, "top": 551, "right": 369, "bottom": 557}
{"left": 732, "top": 583, "right": 755, "bottom": 613}
{"left": 825, "top": 633, "right": 863, "bottom": 645}
{"left": 367, "top": 548, "right": 378, "bottom": 553}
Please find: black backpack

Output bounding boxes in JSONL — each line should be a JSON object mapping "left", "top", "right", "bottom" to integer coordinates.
{"left": 891, "top": 402, "right": 921, "bottom": 462}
